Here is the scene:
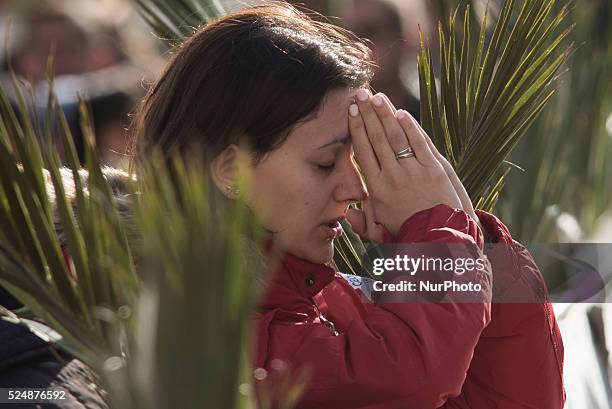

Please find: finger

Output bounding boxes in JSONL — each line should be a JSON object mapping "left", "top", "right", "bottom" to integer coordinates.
{"left": 419, "top": 127, "right": 446, "bottom": 163}
{"left": 381, "top": 93, "right": 398, "bottom": 114}
{"left": 380, "top": 94, "right": 421, "bottom": 170}
{"left": 422, "top": 134, "right": 478, "bottom": 220}
{"left": 346, "top": 207, "right": 367, "bottom": 238}
{"left": 371, "top": 93, "right": 411, "bottom": 162}
{"left": 443, "top": 162, "right": 478, "bottom": 220}
{"left": 349, "top": 103, "right": 380, "bottom": 177}
{"left": 420, "top": 131, "right": 467, "bottom": 197}
{"left": 354, "top": 89, "right": 397, "bottom": 169}
{"left": 347, "top": 206, "right": 382, "bottom": 243}
{"left": 395, "top": 110, "right": 436, "bottom": 167}
{"left": 406, "top": 113, "right": 449, "bottom": 169}
{"left": 363, "top": 199, "right": 383, "bottom": 243}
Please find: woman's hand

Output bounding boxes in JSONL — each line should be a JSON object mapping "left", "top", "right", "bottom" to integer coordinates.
{"left": 346, "top": 89, "right": 463, "bottom": 243}
{"left": 421, "top": 125, "right": 482, "bottom": 231}
{"left": 368, "top": 93, "right": 480, "bottom": 227}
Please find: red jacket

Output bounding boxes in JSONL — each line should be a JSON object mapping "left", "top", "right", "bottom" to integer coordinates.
{"left": 254, "top": 204, "right": 565, "bottom": 408}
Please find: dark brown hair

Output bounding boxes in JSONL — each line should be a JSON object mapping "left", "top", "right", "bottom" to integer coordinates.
{"left": 133, "top": 2, "right": 374, "bottom": 166}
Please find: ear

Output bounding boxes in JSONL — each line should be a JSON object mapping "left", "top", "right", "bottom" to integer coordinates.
{"left": 209, "top": 144, "right": 250, "bottom": 199}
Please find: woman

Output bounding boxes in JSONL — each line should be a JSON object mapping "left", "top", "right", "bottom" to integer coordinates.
{"left": 134, "top": 3, "right": 565, "bottom": 408}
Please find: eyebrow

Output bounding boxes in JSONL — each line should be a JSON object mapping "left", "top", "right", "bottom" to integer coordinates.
{"left": 317, "top": 136, "right": 350, "bottom": 150}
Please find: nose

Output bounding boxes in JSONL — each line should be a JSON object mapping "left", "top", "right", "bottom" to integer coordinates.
{"left": 334, "top": 158, "right": 368, "bottom": 204}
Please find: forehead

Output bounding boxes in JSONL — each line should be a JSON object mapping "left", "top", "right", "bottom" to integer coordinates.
{"left": 287, "top": 88, "right": 357, "bottom": 149}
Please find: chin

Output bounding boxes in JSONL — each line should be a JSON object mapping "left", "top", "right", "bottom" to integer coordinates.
{"left": 306, "top": 240, "right": 335, "bottom": 264}
{"left": 278, "top": 230, "right": 337, "bottom": 264}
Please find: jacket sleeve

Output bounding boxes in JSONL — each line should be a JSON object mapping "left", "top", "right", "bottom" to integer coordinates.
{"left": 440, "top": 210, "right": 565, "bottom": 409}
{"left": 258, "top": 204, "right": 492, "bottom": 409}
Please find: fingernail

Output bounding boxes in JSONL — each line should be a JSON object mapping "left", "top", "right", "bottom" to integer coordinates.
{"left": 396, "top": 110, "right": 409, "bottom": 120}
{"left": 349, "top": 104, "right": 359, "bottom": 117}
{"left": 372, "top": 94, "right": 383, "bottom": 107}
{"left": 356, "top": 89, "right": 369, "bottom": 102}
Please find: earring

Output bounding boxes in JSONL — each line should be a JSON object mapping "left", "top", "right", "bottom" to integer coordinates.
{"left": 225, "top": 185, "right": 240, "bottom": 198}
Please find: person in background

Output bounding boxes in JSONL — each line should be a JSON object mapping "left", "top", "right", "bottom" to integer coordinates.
{"left": 11, "top": 12, "right": 90, "bottom": 84}
{"left": 340, "top": 0, "right": 420, "bottom": 121}
{"left": 4, "top": 10, "right": 134, "bottom": 169}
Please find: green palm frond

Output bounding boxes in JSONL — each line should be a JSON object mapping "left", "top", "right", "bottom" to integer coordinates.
{"left": 419, "top": 0, "right": 573, "bottom": 212}
{"left": 0, "top": 68, "right": 134, "bottom": 365}
{"left": 0, "top": 61, "right": 287, "bottom": 407}
{"left": 131, "top": 0, "right": 225, "bottom": 42}
{"left": 497, "top": 0, "right": 612, "bottom": 242}
{"left": 106, "top": 154, "right": 268, "bottom": 409}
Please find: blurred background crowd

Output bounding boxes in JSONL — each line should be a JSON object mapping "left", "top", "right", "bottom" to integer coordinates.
{"left": 0, "top": 0, "right": 451, "bottom": 169}
{"left": 0, "top": 0, "right": 610, "bottom": 407}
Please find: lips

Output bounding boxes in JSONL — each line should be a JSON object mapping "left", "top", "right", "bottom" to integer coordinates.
{"left": 320, "top": 216, "right": 345, "bottom": 240}
{"left": 326, "top": 220, "right": 341, "bottom": 229}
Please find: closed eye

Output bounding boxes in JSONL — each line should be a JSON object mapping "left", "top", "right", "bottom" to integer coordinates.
{"left": 318, "top": 163, "right": 335, "bottom": 172}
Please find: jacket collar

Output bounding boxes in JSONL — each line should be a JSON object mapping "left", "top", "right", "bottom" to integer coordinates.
{"left": 259, "top": 234, "right": 336, "bottom": 312}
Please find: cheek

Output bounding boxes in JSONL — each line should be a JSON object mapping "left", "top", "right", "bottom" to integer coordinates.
{"left": 248, "top": 165, "right": 307, "bottom": 225}
{"left": 249, "top": 165, "right": 328, "bottom": 232}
